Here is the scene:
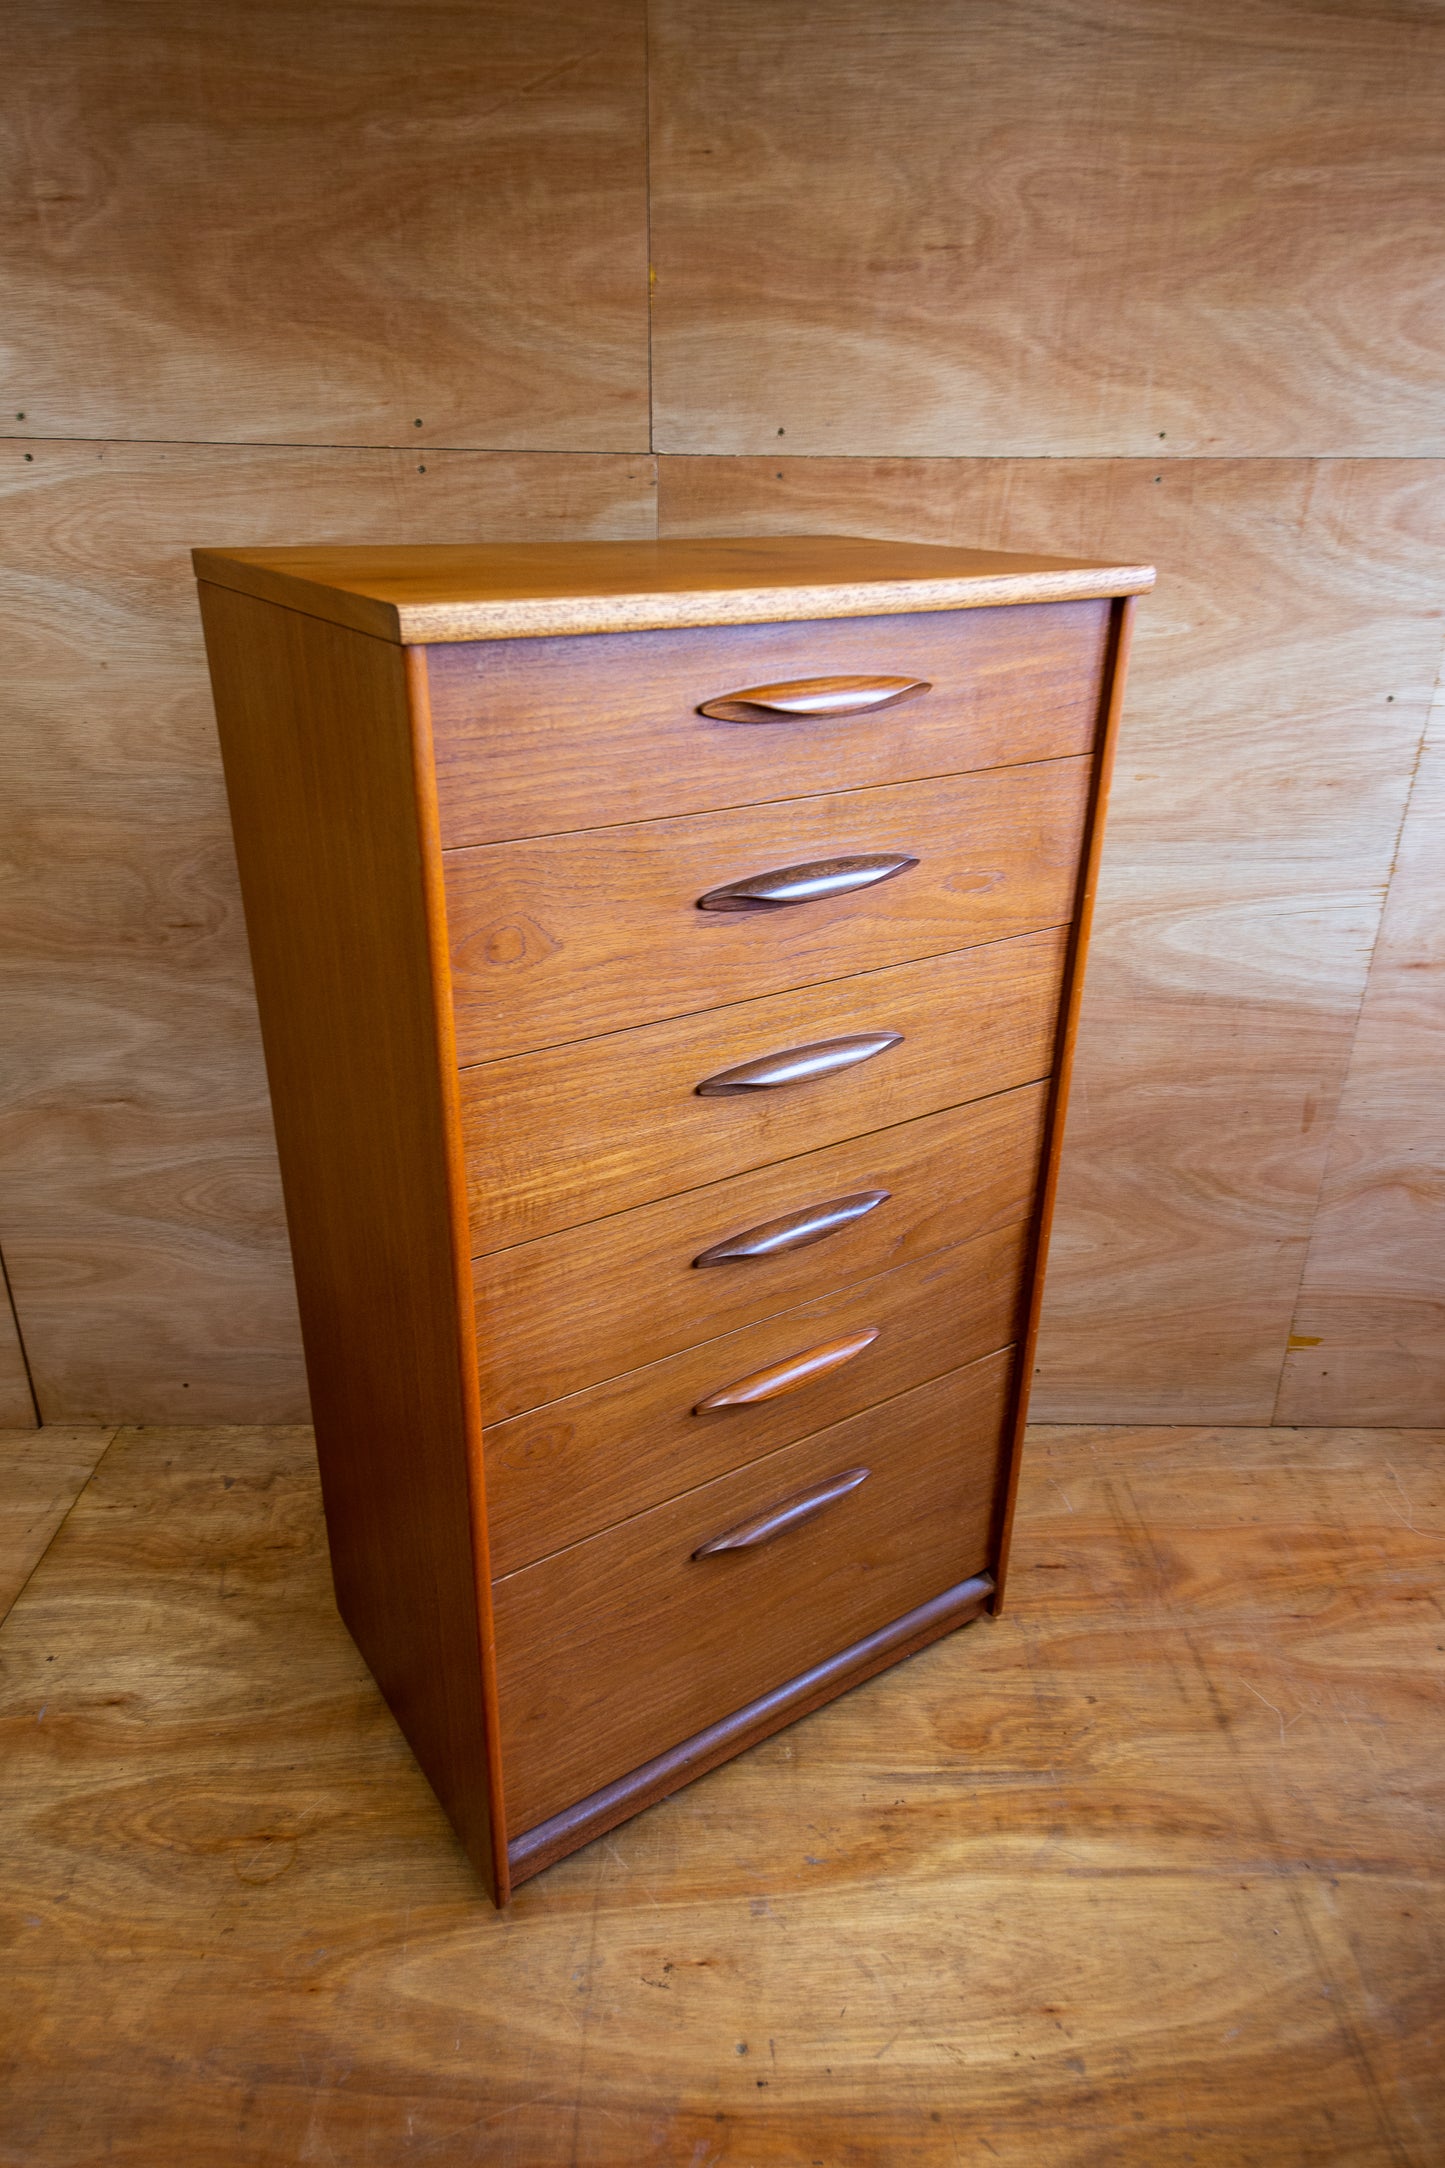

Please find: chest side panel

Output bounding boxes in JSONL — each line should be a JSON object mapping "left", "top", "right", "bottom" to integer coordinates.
{"left": 198, "top": 583, "right": 501, "bottom": 1896}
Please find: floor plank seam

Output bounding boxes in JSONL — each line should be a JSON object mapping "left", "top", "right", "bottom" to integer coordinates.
{"left": 0, "top": 1426, "right": 121, "bottom": 1631}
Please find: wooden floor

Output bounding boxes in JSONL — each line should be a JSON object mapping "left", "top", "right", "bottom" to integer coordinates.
{"left": 0, "top": 1420, "right": 1440, "bottom": 2166}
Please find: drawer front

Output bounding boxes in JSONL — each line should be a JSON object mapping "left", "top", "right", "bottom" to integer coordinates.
{"left": 462, "top": 927, "right": 1066, "bottom": 1251}
{"left": 444, "top": 758, "right": 1089, "bottom": 1063}
{"left": 485, "top": 1219, "right": 1027, "bottom": 1576}
{"left": 428, "top": 600, "right": 1111, "bottom": 847}
{"left": 474, "top": 1082, "right": 1047, "bottom": 1422}
{"left": 493, "top": 1352, "right": 1014, "bottom": 1832}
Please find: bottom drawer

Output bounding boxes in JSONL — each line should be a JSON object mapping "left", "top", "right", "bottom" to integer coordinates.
{"left": 493, "top": 1349, "right": 1014, "bottom": 1832}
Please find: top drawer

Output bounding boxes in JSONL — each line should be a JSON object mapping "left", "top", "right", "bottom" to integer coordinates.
{"left": 426, "top": 601, "right": 1111, "bottom": 847}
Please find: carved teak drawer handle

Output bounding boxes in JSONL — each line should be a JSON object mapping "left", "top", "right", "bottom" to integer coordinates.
{"left": 692, "top": 1467, "right": 873, "bottom": 1557}
{"left": 697, "top": 852, "right": 918, "bottom": 913}
{"left": 698, "top": 676, "right": 931, "bottom": 723}
{"left": 692, "top": 1189, "right": 890, "bottom": 1267}
{"left": 693, "top": 1328, "right": 880, "bottom": 1413}
{"left": 695, "top": 1032, "right": 902, "bottom": 1097}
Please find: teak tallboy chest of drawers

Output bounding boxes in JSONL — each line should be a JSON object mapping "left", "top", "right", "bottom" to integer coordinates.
{"left": 195, "top": 534, "right": 1153, "bottom": 1903}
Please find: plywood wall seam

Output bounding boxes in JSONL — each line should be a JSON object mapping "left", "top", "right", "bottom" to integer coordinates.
{"left": 2, "top": 437, "right": 660, "bottom": 458}
{"left": 643, "top": 0, "right": 657, "bottom": 470}
{"left": 652, "top": 452, "right": 1445, "bottom": 469}
{"left": 0, "top": 1249, "right": 40, "bottom": 1430}
{"left": 0, "top": 1426, "right": 122, "bottom": 1629}
{"left": 10, "top": 438, "right": 1443, "bottom": 464}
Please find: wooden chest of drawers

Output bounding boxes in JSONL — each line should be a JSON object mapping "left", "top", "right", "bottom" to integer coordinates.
{"left": 194, "top": 534, "right": 1152, "bottom": 1903}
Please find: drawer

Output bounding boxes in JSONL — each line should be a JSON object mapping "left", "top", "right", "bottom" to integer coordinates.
{"left": 461, "top": 927, "right": 1067, "bottom": 1250}
{"left": 485, "top": 1219, "right": 1028, "bottom": 1576}
{"left": 493, "top": 1351, "right": 1014, "bottom": 1832}
{"left": 474, "top": 1081, "right": 1047, "bottom": 1422}
{"left": 427, "top": 600, "right": 1112, "bottom": 847}
{"left": 443, "top": 757, "right": 1089, "bottom": 1062}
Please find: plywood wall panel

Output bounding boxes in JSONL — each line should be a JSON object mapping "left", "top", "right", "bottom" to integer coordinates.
{"left": 1277, "top": 691, "right": 1445, "bottom": 1423}
{"left": 0, "top": 0, "right": 1439, "bottom": 1432}
{"left": 659, "top": 454, "right": 1444, "bottom": 1418}
{"left": 3, "top": 0, "right": 650, "bottom": 450}
{"left": 0, "top": 443, "right": 656, "bottom": 1423}
{"left": 650, "top": 0, "right": 1445, "bottom": 457}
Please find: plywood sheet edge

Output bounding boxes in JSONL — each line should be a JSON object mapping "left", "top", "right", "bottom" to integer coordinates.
{"left": 192, "top": 545, "right": 1156, "bottom": 644}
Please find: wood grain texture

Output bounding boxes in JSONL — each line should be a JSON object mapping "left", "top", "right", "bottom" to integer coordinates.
{"left": 3, "top": 0, "right": 649, "bottom": 449}
{"left": 427, "top": 596, "right": 1112, "bottom": 845}
{"left": 0, "top": 441, "right": 654, "bottom": 1423}
{"left": 493, "top": 1353, "right": 1013, "bottom": 1830}
{"left": 1, "top": 1418, "right": 1439, "bottom": 2161}
{"left": 197, "top": 585, "right": 500, "bottom": 1891}
{"left": 194, "top": 534, "right": 1152, "bottom": 642}
{"left": 0, "top": 1264, "right": 38, "bottom": 1429}
{"left": 660, "top": 456, "right": 1445, "bottom": 1419}
{"left": 474, "top": 1084, "right": 1048, "bottom": 1421}
{"left": 0, "top": 1426, "right": 112, "bottom": 1622}
{"left": 461, "top": 930, "right": 1066, "bottom": 1248}
{"left": 484, "top": 1220, "right": 1028, "bottom": 1575}
{"left": 650, "top": 0, "right": 1445, "bottom": 456}
{"left": 1278, "top": 686, "right": 1445, "bottom": 1423}
{"left": 444, "top": 762, "right": 1087, "bottom": 1061}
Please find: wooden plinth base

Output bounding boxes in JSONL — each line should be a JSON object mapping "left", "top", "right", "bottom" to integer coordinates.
{"left": 507, "top": 1571, "right": 995, "bottom": 1888}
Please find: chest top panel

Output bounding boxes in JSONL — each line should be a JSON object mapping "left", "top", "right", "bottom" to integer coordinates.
{"left": 192, "top": 532, "right": 1155, "bottom": 645}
